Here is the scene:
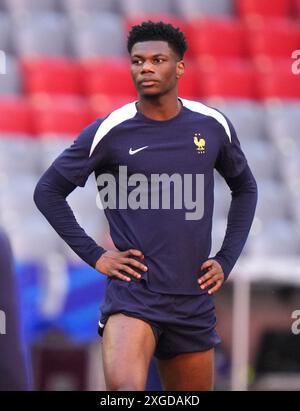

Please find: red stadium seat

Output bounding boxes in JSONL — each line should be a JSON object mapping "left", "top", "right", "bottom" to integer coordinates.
{"left": 0, "top": 98, "right": 34, "bottom": 133}
{"left": 295, "top": 0, "right": 300, "bottom": 16}
{"left": 178, "top": 59, "right": 202, "bottom": 99}
{"left": 187, "top": 18, "right": 246, "bottom": 59}
{"left": 81, "top": 58, "right": 137, "bottom": 98}
{"left": 256, "top": 59, "right": 300, "bottom": 99}
{"left": 246, "top": 18, "right": 300, "bottom": 59}
{"left": 236, "top": 0, "right": 293, "bottom": 20}
{"left": 198, "top": 58, "right": 258, "bottom": 99}
{"left": 32, "top": 96, "right": 93, "bottom": 135}
{"left": 21, "top": 58, "right": 83, "bottom": 96}
{"left": 89, "top": 95, "right": 138, "bottom": 118}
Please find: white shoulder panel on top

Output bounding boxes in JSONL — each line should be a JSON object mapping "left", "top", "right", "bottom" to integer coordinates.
{"left": 89, "top": 101, "right": 137, "bottom": 157}
{"left": 180, "top": 98, "right": 232, "bottom": 142}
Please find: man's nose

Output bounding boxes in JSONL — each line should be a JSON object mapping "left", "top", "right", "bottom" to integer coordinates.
{"left": 141, "top": 60, "right": 154, "bottom": 72}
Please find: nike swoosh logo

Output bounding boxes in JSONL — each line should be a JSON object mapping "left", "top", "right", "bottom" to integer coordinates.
{"left": 129, "top": 146, "right": 149, "bottom": 155}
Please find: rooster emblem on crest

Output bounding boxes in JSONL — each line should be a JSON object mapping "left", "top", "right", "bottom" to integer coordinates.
{"left": 193, "top": 133, "right": 206, "bottom": 153}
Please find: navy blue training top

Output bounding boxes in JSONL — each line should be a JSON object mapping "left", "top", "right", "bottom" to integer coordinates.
{"left": 42, "top": 97, "right": 257, "bottom": 295}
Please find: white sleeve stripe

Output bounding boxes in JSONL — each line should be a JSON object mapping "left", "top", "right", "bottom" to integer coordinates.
{"left": 89, "top": 101, "right": 137, "bottom": 157}
{"left": 180, "top": 98, "right": 232, "bottom": 142}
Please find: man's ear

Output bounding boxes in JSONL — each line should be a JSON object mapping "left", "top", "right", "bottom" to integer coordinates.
{"left": 176, "top": 60, "right": 185, "bottom": 79}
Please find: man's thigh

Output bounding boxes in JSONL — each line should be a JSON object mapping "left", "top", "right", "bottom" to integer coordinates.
{"left": 156, "top": 348, "right": 214, "bottom": 391}
{"left": 101, "top": 312, "right": 157, "bottom": 390}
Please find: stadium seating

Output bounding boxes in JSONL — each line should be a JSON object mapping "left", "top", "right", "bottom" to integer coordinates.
{"left": 254, "top": 179, "right": 291, "bottom": 223}
{"left": 296, "top": 0, "right": 300, "bottom": 16}
{"left": 246, "top": 18, "right": 300, "bottom": 59}
{"left": 211, "top": 221, "right": 228, "bottom": 258}
{"left": 0, "top": 98, "right": 34, "bottom": 133}
{"left": 63, "top": 0, "right": 119, "bottom": 15}
{"left": 32, "top": 96, "right": 93, "bottom": 135}
{"left": 89, "top": 95, "right": 137, "bottom": 118}
{"left": 246, "top": 219, "right": 300, "bottom": 257}
{"left": 39, "top": 137, "right": 74, "bottom": 172}
{"left": 0, "top": 11, "right": 13, "bottom": 53}
{"left": 0, "top": 134, "right": 39, "bottom": 176}
{"left": 213, "top": 173, "right": 232, "bottom": 219}
{"left": 214, "top": 100, "right": 268, "bottom": 140}
{"left": 265, "top": 104, "right": 300, "bottom": 196}
{"left": 70, "top": 12, "right": 126, "bottom": 58}
{"left": 242, "top": 140, "right": 280, "bottom": 180}
{"left": 265, "top": 101, "right": 300, "bottom": 146}
{"left": 174, "top": 0, "right": 233, "bottom": 17}
{"left": 177, "top": 59, "right": 202, "bottom": 99}
{"left": 256, "top": 59, "right": 300, "bottom": 99}
{"left": 3, "top": 0, "right": 59, "bottom": 14}
{"left": 199, "top": 59, "right": 257, "bottom": 99}
{"left": 187, "top": 17, "right": 246, "bottom": 58}
{"left": 81, "top": 58, "right": 137, "bottom": 98}
{"left": 235, "top": 0, "right": 293, "bottom": 20}
{"left": 12, "top": 12, "right": 71, "bottom": 57}
{"left": 21, "top": 58, "right": 83, "bottom": 96}
{"left": 0, "top": 54, "right": 21, "bottom": 95}
{"left": 120, "top": 0, "right": 175, "bottom": 17}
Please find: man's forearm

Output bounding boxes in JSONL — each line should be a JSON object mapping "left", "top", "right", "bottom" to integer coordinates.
{"left": 33, "top": 165, "right": 107, "bottom": 268}
{"left": 212, "top": 164, "right": 258, "bottom": 280}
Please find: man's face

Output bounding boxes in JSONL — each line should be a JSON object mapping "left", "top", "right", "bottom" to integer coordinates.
{"left": 130, "top": 40, "right": 184, "bottom": 98}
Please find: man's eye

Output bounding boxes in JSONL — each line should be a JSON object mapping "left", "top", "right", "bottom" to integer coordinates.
{"left": 132, "top": 60, "right": 142, "bottom": 65}
{"left": 154, "top": 58, "right": 163, "bottom": 63}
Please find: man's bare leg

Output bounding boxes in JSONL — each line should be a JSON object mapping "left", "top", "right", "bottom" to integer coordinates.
{"left": 156, "top": 348, "right": 214, "bottom": 391}
{"left": 101, "top": 313, "right": 157, "bottom": 391}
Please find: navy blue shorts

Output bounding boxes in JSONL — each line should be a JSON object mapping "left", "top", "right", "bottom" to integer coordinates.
{"left": 98, "top": 277, "right": 221, "bottom": 360}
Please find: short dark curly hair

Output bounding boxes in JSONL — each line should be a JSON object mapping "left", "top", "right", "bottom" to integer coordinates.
{"left": 127, "top": 21, "right": 188, "bottom": 59}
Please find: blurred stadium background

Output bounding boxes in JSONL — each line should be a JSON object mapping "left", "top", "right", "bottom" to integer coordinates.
{"left": 0, "top": 0, "right": 300, "bottom": 391}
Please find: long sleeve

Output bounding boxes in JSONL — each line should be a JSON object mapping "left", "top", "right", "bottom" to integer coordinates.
{"left": 212, "top": 164, "right": 258, "bottom": 280}
{"left": 33, "top": 165, "right": 107, "bottom": 268}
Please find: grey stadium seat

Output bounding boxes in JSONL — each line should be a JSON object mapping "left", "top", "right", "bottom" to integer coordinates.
{"left": 0, "top": 11, "right": 13, "bottom": 53}
{"left": 0, "top": 174, "right": 41, "bottom": 220}
{"left": 210, "top": 217, "right": 228, "bottom": 257}
{"left": 246, "top": 219, "right": 300, "bottom": 258}
{"left": 12, "top": 12, "right": 71, "bottom": 57}
{"left": 175, "top": 0, "right": 233, "bottom": 18}
{"left": 0, "top": 136, "right": 40, "bottom": 176}
{"left": 255, "top": 179, "right": 291, "bottom": 223}
{"left": 3, "top": 0, "right": 59, "bottom": 14}
{"left": 119, "top": 0, "right": 176, "bottom": 16}
{"left": 214, "top": 171, "right": 231, "bottom": 219}
{"left": 265, "top": 102, "right": 300, "bottom": 146}
{"left": 6, "top": 215, "right": 64, "bottom": 262}
{"left": 214, "top": 100, "right": 268, "bottom": 141}
{"left": 71, "top": 12, "right": 125, "bottom": 58}
{"left": 0, "top": 54, "right": 21, "bottom": 94}
{"left": 63, "top": 0, "right": 120, "bottom": 15}
{"left": 39, "top": 136, "right": 74, "bottom": 173}
{"left": 242, "top": 140, "right": 279, "bottom": 180}
{"left": 265, "top": 102, "right": 300, "bottom": 186}
{"left": 279, "top": 145, "right": 300, "bottom": 185}
{"left": 0, "top": 174, "right": 64, "bottom": 261}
